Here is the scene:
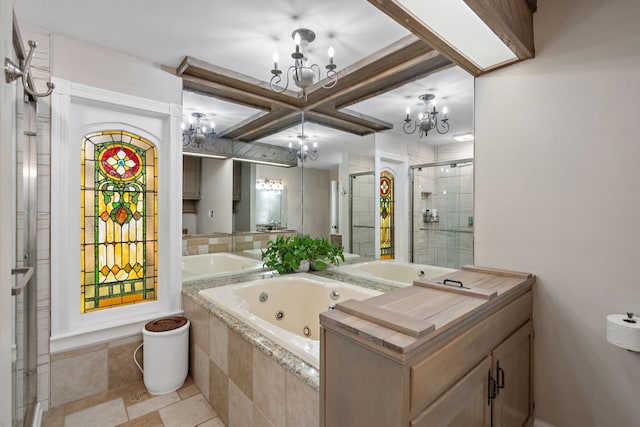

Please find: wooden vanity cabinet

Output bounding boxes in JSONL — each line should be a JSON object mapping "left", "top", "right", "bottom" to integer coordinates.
{"left": 320, "top": 266, "right": 535, "bottom": 427}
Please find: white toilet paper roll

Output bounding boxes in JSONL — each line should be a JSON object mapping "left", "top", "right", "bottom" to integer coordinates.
{"left": 606, "top": 314, "right": 640, "bottom": 352}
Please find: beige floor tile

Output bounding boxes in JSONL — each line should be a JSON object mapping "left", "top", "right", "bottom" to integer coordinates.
{"left": 115, "top": 410, "right": 164, "bottom": 427}
{"left": 126, "top": 392, "right": 181, "bottom": 420}
{"left": 64, "top": 398, "right": 128, "bottom": 427}
{"left": 198, "top": 417, "right": 226, "bottom": 427}
{"left": 177, "top": 383, "right": 200, "bottom": 400}
{"left": 158, "top": 394, "right": 217, "bottom": 427}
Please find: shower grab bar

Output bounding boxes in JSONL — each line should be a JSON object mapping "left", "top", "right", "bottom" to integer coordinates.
{"left": 11, "top": 267, "right": 33, "bottom": 296}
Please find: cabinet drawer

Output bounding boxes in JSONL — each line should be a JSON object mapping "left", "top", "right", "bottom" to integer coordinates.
{"left": 410, "top": 291, "right": 532, "bottom": 416}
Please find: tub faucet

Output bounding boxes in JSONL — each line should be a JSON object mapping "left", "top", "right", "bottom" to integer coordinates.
{"left": 417, "top": 270, "right": 425, "bottom": 278}
{"left": 330, "top": 290, "right": 340, "bottom": 300}
{"left": 328, "top": 304, "right": 336, "bottom": 311}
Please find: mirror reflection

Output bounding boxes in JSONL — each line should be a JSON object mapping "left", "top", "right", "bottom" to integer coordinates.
{"left": 181, "top": 66, "right": 474, "bottom": 269}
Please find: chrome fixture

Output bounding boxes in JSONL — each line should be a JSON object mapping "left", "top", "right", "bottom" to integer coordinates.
{"left": 403, "top": 94, "right": 450, "bottom": 138}
{"left": 4, "top": 40, "right": 55, "bottom": 98}
{"left": 330, "top": 290, "right": 340, "bottom": 300}
{"left": 182, "top": 112, "right": 217, "bottom": 149}
{"left": 259, "top": 292, "right": 269, "bottom": 303}
{"left": 270, "top": 28, "right": 338, "bottom": 99}
{"left": 288, "top": 113, "right": 318, "bottom": 162}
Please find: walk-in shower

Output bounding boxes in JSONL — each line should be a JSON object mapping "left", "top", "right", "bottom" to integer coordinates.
{"left": 349, "top": 172, "right": 376, "bottom": 257}
{"left": 410, "top": 159, "right": 474, "bottom": 269}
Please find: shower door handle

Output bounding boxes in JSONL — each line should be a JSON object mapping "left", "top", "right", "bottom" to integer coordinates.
{"left": 11, "top": 267, "right": 33, "bottom": 296}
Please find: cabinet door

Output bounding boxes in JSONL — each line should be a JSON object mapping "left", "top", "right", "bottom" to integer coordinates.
{"left": 183, "top": 156, "right": 201, "bottom": 200}
{"left": 411, "top": 356, "right": 491, "bottom": 427}
{"left": 492, "top": 320, "right": 533, "bottom": 427}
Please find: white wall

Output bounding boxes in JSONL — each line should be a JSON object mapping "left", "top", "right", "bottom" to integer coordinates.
{"left": 475, "top": 0, "right": 640, "bottom": 425}
{"left": 198, "top": 158, "right": 233, "bottom": 234}
{"left": 52, "top": 34, "right": 181, "bottom": 105}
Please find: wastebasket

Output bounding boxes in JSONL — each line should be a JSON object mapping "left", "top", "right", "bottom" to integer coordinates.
{"left": 134, "top": 316, "right": 190, "bottom": 395}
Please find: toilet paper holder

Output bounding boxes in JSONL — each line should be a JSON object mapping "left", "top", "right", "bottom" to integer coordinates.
{"left": 623, "top": 312, "right": 636, "bottom": 324}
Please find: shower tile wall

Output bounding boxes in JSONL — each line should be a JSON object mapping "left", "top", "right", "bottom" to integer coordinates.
{"left": 433, "top": 164, "right": 474, "bottom": 268}
{"left": 414, "top": 163, "right": 474, "bottom": 269}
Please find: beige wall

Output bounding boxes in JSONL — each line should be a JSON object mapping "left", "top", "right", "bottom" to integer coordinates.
{"left": 257, "top": 164, "right": 331, "bottom": 237}
{"left": 475, "top": 0, "right": 640, "bottom": 425}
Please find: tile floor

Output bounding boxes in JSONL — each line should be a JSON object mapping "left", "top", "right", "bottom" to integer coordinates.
{"left": 41, "top": 377, "right": 225, "bottom": 427}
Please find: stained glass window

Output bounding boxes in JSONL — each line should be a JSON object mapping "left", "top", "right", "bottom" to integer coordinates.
{"left": 80, "top": 131, "right": 157, "bottom": 313}
{"left": 380, "top": 170, "right": 394, "bottom": 259}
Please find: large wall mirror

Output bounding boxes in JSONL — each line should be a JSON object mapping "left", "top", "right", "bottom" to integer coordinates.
{"left": 181, "top": 65, "right": 475, "bottom": 268}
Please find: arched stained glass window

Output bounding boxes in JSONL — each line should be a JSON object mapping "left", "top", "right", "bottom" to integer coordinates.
{"left": 380, "top": 170, "right": 394, "bottom": 259}
{"left": 80, "top": 130, "right": 157, "bottom": 313}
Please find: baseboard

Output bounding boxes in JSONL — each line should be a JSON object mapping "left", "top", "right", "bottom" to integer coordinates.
{"left": 534, "top": 419, "right": 556, "bottom": 427}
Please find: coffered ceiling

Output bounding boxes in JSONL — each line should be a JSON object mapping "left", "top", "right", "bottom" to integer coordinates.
{"left": 14, "top": 0, "right": 534, "bottom": 169}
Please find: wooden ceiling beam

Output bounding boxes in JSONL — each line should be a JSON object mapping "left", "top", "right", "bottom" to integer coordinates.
{"left": 221, "top": 109, "right": 300, "bottom": 141}
{"left": 305, "top": 51, "right": 454, "bottom": 112}
{"left": 177, "top": 56, "right": 304, "bottom": 109}
{"left": 304, "top": 111, "right": 379, "bottom": 136}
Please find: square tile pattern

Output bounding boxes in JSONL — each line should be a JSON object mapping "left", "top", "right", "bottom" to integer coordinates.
{"left": 41, "top": 377, "right": 224, "bottom": 427}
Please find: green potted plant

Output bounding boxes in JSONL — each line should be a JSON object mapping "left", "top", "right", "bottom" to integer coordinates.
{"left": 261, "top": 235, "right": 345, "bottom": 274}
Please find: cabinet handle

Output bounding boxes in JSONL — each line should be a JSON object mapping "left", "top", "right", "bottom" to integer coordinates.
{"left": 487, "top": 370, "right": 497, "bottom": 406}
{"left": 496, "top": 360, "right": 505, "bottom": 394}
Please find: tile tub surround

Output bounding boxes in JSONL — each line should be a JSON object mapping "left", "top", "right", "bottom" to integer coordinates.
{"left": 183, "top": 234, "right": 233, "bottom": 256}
{"left": 181, "top": 269, "right": 400, "bottom": 426}
{"left": 182, "top": 231, "right": 298, "bottom": 256}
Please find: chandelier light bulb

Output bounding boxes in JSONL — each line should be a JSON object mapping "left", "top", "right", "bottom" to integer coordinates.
{"left": 188, "top": 117, "right": 194, "bottom": 125}
{"left": 418, "top": 112, "right": 424, "bottom": 120}
{"left": 181, "top": 122, "right": 186, "bottom": 130}
{"left": 313, "top": 141, "right": 318, "bottom": 148}
{"left": 294, "top": 32, "right": 301, "bottom": 51}
{"left": 210, "top": 121, "right": 215, "bottom": 129}
{"left": 201, "top": 125, "right": 207, "bottom": 133}
{"left": 328, "top": 46, "right": 334, "bottom": 64}
{"left": 406, "top": 107, "right": 411, "bottom": 115}
{"left": 288, "top": 142, "right": 293, "bottom": 149}
{"left": 272, "top": 52, "right": 279, "bottom": 68}
{"left": 442, "top": 106, "right": 448, "bottom": 115}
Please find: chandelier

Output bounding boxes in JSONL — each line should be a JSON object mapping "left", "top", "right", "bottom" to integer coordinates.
{"left": 403, "top": 94, "right": 450, "bottom": 138}
{"left": 288, "top": 134, "right": 318, "bottom": 162}
{"left": 182, "top": 112, "right": 217, "bottom": 148}
{"left": 288, "top": 113, "right": 318, "bottom": 162}
{"left": 270, "top": 28, "right": 338, "bottom": 99}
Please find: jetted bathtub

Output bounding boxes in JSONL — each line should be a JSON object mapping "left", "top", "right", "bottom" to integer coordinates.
{"left": 182, "top": 253, "right": 264, "bottom": 283}
{"left": 335, "top": 260, "right": 456, "bottom": 288}
{"left": 198, "top": 273, "right": 381, "bottom": 368}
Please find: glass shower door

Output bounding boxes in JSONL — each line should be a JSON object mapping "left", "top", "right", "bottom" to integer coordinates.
{"left": 349, "top": 172, "right": 375, "bottom": 257}
{"left": 411, "top": 160, "right": 474, "bottom": 269}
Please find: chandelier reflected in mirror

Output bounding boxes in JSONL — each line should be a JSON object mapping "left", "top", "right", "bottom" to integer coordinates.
{"left": 182, "top": 112, "right": 217, "bottom": 149}
{"left": 403, "top": 94, "right": 450, "bottom": 138}
{"left": 270, "top": 28, "right": 338, "bottom": 99}
{"left": 288, "top": 134, "right": 318, "bottom": 162}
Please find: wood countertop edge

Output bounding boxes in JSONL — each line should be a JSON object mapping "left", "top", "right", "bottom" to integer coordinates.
{"left": 320, "top": 277, "right": 534, "bottom": 362}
